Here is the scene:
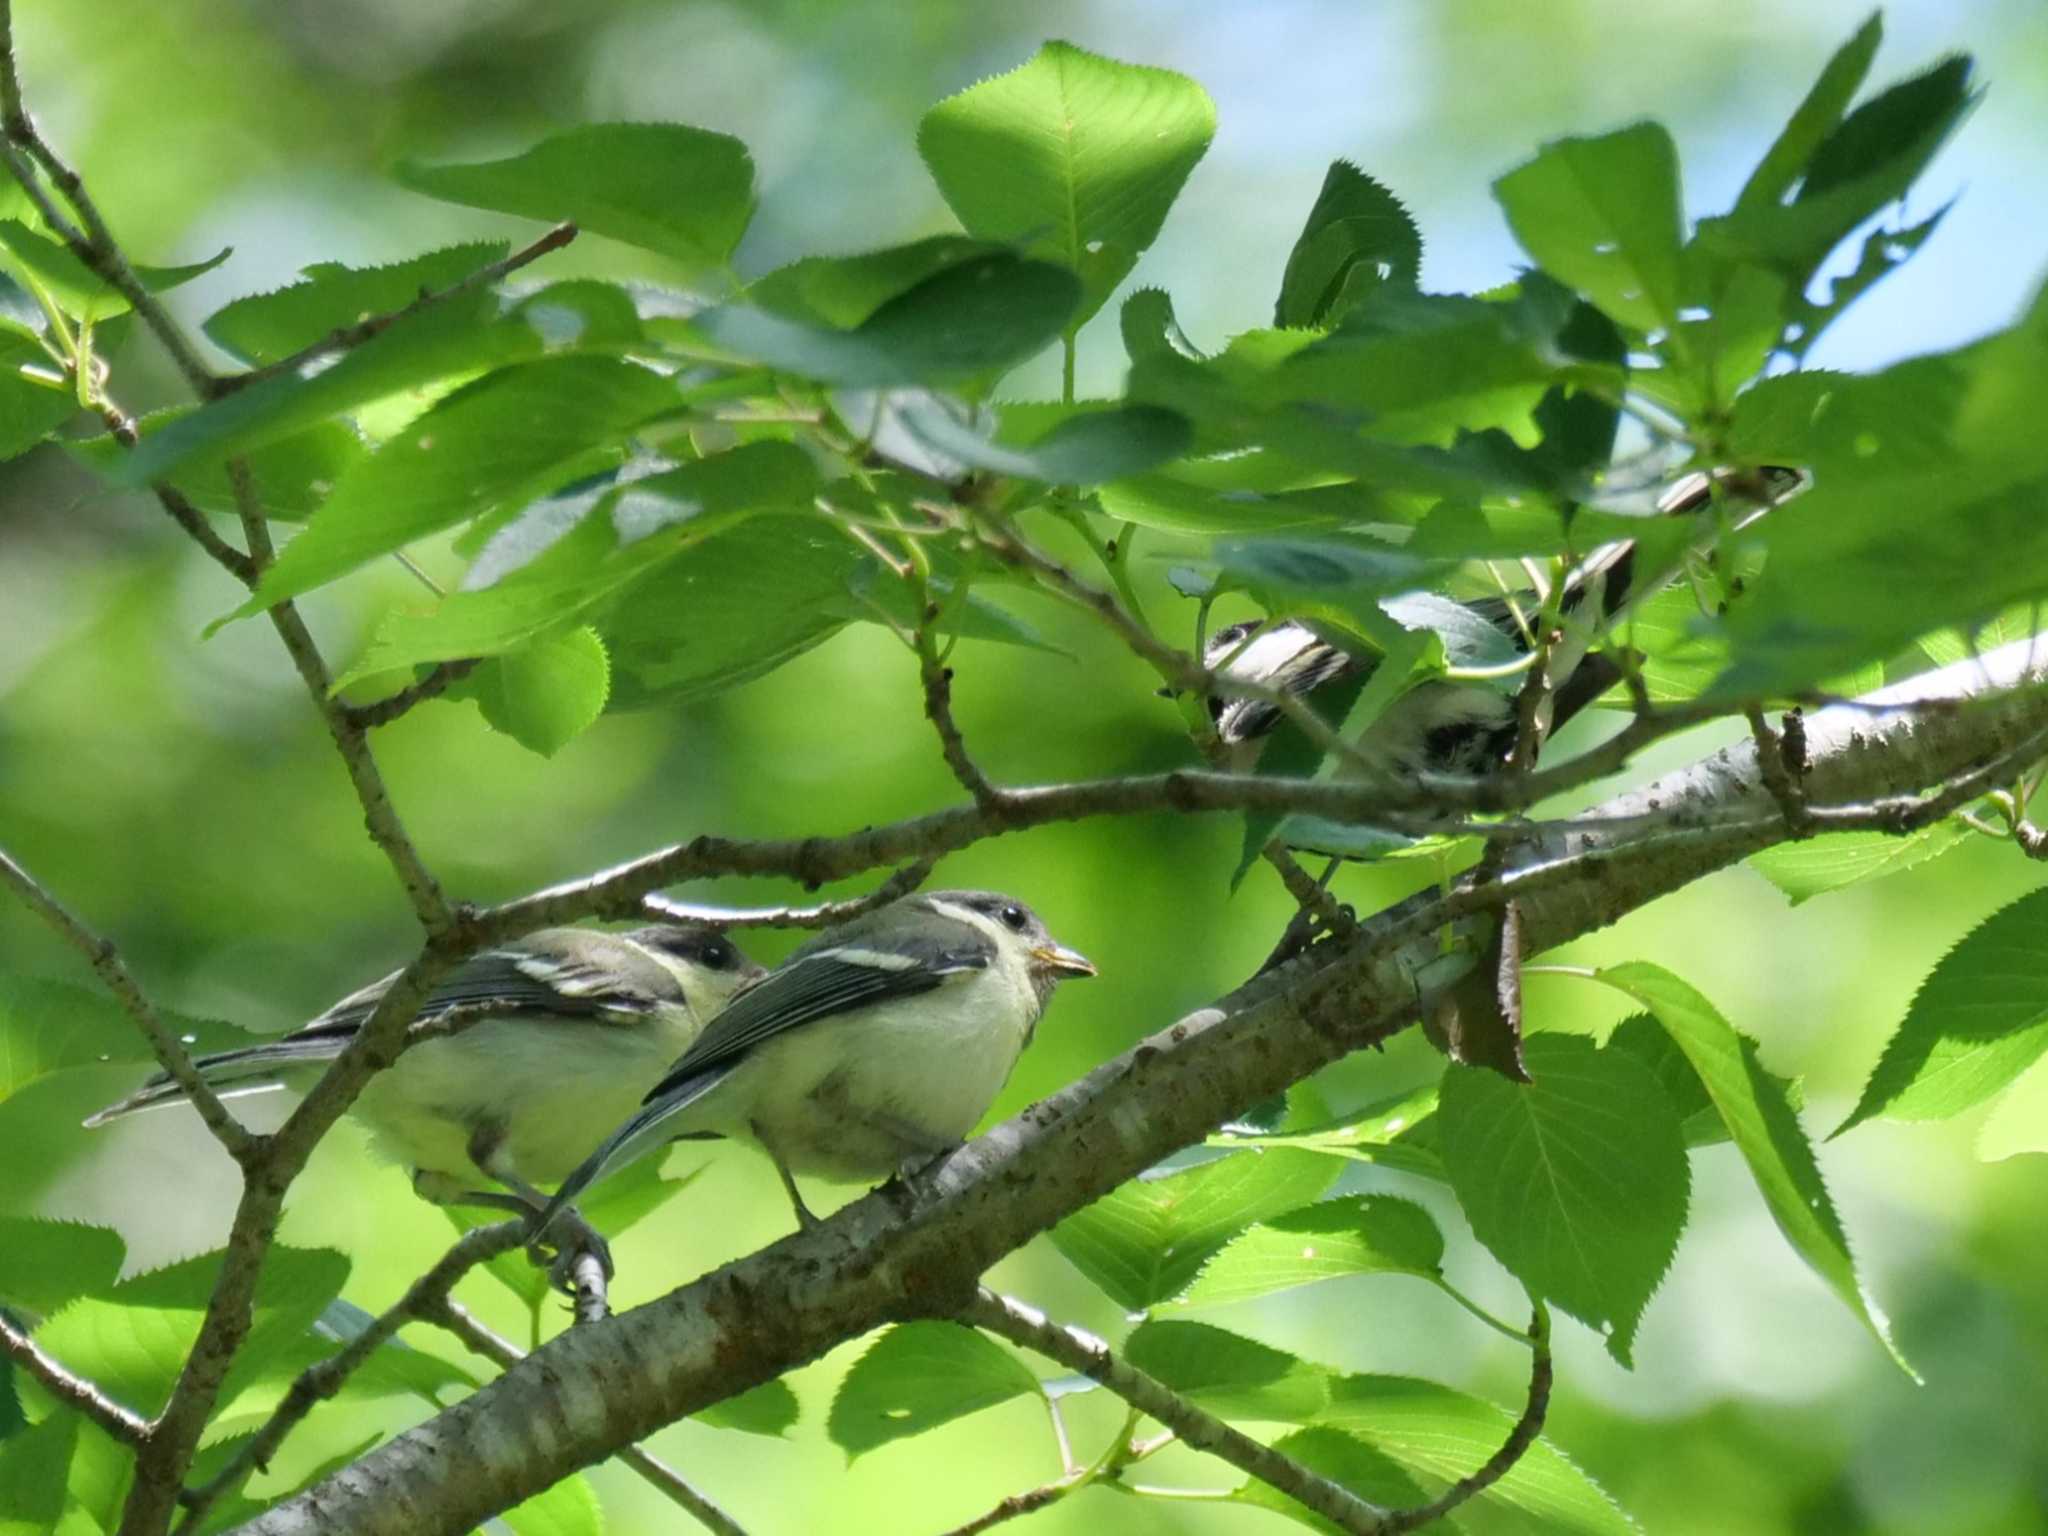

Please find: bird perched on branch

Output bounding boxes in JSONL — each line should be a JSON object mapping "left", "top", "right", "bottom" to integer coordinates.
{"left": 1203, "top": 464, "right": 1807, "bottom": 776}
{"left": 540, "top": 889, "right": 1095, "bottom": 1235}
{"left": 86, "top": 924, "right": 763, "bottom": 1275}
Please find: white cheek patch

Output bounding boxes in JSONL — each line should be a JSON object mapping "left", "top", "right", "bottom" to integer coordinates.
{"left": 812, "top": 946, "right": 921, "bottom": 972}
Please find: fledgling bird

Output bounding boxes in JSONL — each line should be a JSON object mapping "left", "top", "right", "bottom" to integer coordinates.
{"left": 1203, "top": 464, "right": 1808, "bottom": 776}
{"left": 540, "top": 890, "right": 1095, "bottom": 1234}
{"left": 85, "top": 924, "right": 763, "bottom": 1259}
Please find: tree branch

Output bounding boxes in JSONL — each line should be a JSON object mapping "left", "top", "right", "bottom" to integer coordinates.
{"left": 339, "top": 660, "right": 481, "bottom": 731}
{"left": 426, "top": 1300, "right": 750, "bottom": 1536}
{"left": 174, "top": 1222, "right": 529, "bottom": 1531}
{"left": 231, "top": 642, "right": 2048, "bottom": 1536}
{"left": 0, "top": 1310, "right": 150, "bottom": 1444}
{"left": 641, "top": 859, "right": 935, "bottom": 930}
{"left": 0, "top": 844, "right": 256, "bottom": 1161}
{"left": 1380, "top": 1304, "right": 1551, "bottom": 1534}
{"left": 233, "top": 479, "right": 452, "bottom": 935}
{"left": 98, "top": 399, "right": 256, "bottom": 580}
{"left": 0, "top": 0, "right": 219, "bottom": 397}
{"left": 962, "top": 1290, "right": 1390, "bottom": 1534}
{"left": 217, "top": 223, "right": 578, "bottom": 397}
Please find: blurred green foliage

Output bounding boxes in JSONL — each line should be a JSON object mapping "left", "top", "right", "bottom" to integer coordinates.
{"left": 5, "top": 2, "right": 2048, "bottom": 1534}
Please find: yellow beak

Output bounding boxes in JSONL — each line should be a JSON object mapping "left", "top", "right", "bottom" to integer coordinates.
{"left": 1031, "top": 943, "right": 1097, "bottom": 978}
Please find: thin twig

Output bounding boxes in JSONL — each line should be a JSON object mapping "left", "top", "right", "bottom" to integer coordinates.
{"left": 1380, "top": 1304, "right": 1552, "bottom": 1534}
{"left": 1746, "top": 705, "right": 1812, "bottom": 835}
{"left": 963, "top": 1289, "right": 1392, "bottom": 1535}
{"left": 219, "top": 223, "right": 579, "bottom": 397}
{"left": 0, "top": 4, "right": 218, "bottom": 396}
{"left": 341, "top": 659, "right": 481, "bottom": 730}
{"left": 174, "top": 1222, "right": 528, "bottom": 1531}
{"left": 427, "top": 1299, "right": 751, "bottom": 1536}
{"left": 96, "top": 402, "right": 257, "bottom": 581}
{"left": 0, "top": 1311, "right": 150, "bottom": 1444}
{"left": 233, "top": 471, "right": 453, "bottom": 934}
{"left": 0, "top": 844, "right": 256, "bottom": 1161}
{"left": 916, "top": 616, "right": 1004, "bottom": 809}
{"left": 641, "top": 859, "right": 936, "bottom": 930}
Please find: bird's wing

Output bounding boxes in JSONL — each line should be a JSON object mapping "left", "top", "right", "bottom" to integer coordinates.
{"left": 1214, "top": 628, "right": 1363, "bottom": 744}
{"left": 642, "top": 927, "right": 996, "bottom": 1099}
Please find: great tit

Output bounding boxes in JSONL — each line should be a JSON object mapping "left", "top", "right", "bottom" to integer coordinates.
{"left": 85, "top": 924, "right": 763, "bottom": 1226}
{"left": 1203, "top": 464, "right": 1807, "bottom": 774}
{"left": 540, "top": 890, "right": 1095, "bottom": 1232}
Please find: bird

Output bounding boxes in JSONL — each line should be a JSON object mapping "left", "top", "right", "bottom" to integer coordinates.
{"left": 85, "top": 923, "right": 764, "bottom": 1273}
{"left": 538, "top": 889, "right": 1095, "bottom": 1235}
{"left": 1201, "top": 464, "right": 1807, "bottom": 776}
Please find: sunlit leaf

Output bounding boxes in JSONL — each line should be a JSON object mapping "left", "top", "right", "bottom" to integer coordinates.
{"left": 1598, "top": 962, "right": 1912, "bottom": 1377}
{"left": 0, "top": 1219, "right": 125, "bottom": 1313}
{"left": 920, "top": 41, "right": 1215, "bottom": 328}
{"left": 464, "top": 625, "right": 611, "bottom": 756}
{"left": 695, "top": 1377, "right": 801, "bottom": 1438}
{"left": 1229, "top": 1426, "right": 1442, "bottom": 1536}
{"left": 398, "top": 123, "right": 756, "bottom": 268}
{"left": 1275, "top": 161, "right": 1423, "bottom": 328}
{"left": 203, "top": 243, "right": 509, "bottom": 364}
{"left": 1749, "top": 825, "right": 1969, "bottom": 905}
{"left": 1051, "top": 1148, "right": 1340, "bottom": 1311}
{"left": 1124, "top": 1320, "right": 1331, "bottom": 1421}
{"left": 1439, "top": 1033, "right": 1688, "bottom": 1365}
{"left": 0, "top": 220, "right": 228, "bottom": 325}
{"left": 1172, "top": 1195, "right": 1445, "bottom": 1309}
{"left": 1836, "top": 887, "right": 2048, "bottom": 1135}
{"left": 828, "top": 1322, "right": 1041, "bottom": 1458}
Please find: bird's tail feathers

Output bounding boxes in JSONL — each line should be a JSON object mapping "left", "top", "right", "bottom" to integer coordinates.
{"left": 80, "top": 1038, "right": 346, "bottom": 1128}
{"left": 534, "top": 1067, "right": 732, "bottom": 1239}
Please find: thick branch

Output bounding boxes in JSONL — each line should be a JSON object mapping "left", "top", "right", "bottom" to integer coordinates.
{"left": 0, "top": 845, "right": 255, "bottom": 1160}
{"left": 235, "top": 646, "right": 2048, "bottom": 1536}
{"left": 0, "top": 1311, "right": 150, "bottom": 1443}
{"left": 427, "top": 1300, "right": 750, "bottom": 1536}
{"left": 964, "top": 1290, "right": 1388, "bottom": 1533}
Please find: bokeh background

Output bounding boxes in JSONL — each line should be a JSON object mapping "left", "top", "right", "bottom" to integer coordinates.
{"left": 4, "top": 1, "right": 2048, "bottom": 1532}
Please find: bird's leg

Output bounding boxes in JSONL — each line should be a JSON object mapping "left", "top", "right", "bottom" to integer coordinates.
{"left": 457, "top": 1127, "right": 614, "bottom": 1299}
{"left": 750, "top": 1119, "right": 820, "bottom": 1230}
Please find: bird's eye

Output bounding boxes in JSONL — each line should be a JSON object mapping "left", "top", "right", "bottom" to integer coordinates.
{"left": 998, "top": 903, "right": 1028, "bottom": 933}
{"left": 701, "top": 941, "right": 734, "bottom": 970}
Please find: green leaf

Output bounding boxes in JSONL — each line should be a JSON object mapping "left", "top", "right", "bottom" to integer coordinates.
{"left": 500, "top": 1470, "right": 604, "bottom": 1536}
{"left": 0, "top": 220, "right": 228, "bottom": 324}
{"left": 1734, "top": 14, "right": 1883, "bottom": 215}
{"left": 694, "top": 1377, "right": 800, "bottom": 1438}
{"left": 340, "top": 442, "right": 820, "bottom": 681}
{"left": 1836, "top": 887, "right": 2048, "bottom": 1135}
{"left": 1438, "top": 1033, "right": 1688, "bottom": 1365}
{"left": 900, "top": 402, "right": 1190, "bottom": 484}
{"left": 1321, "top": 1374, "right": 1637, "bottom": 1535}
{"left": 1124, "top": 1320, "right": 1331, "bottom": 1421}
{"left": 1494, "top": 123, "right": 1684, "bottom": 332}
{"left": 0, "top": 1219, "right": 125, "bottom": 1313}
{"left": 748, "top": 236, "right": 1004, "bottom": 327}
{"left": 1226, "top": 1082, "right": 1447, "bottom": 1181}
{"left": 0, "top": 1411, "right": 76, "bottom": 1534}
{"left": 827, "top": 1322, "right": 1040, "bottom": 1458}
{"left": 1230, "top": 1427, "right": 1439, "bottom": 1536}
{"left": 397, "top": 123, "right": 756, "bottom": 269}
{"left": 68, "top": 413, "right": 365, "bottom": 521}
{"left": 1094, "top": 474, "right": 1363, "bottom": 535}
{"left": 465, "top": 626, "right": 610, "bottom": 756}
{"left": 695, "top": 253, "right": 1080, "bottom": 387}
{"left": 34, "top": 1245, "right": 349, "bottom": 1418}
{"left": 919, "top": 41, "right": 1214, "bottom": 330}
{"left": 230, "top": 355, "right": 680, "bottom": 616}
{"left": 1051, "top": 1148, "right": 1341, "bottom": 1312}
{"left": 118, "top": 300, "right": 547, "bottom": 487}
{"left": 1749, "top": 824, "right": 1968, "bottom": 905}
{"left": 1275, "top": 161, "right": 1423, "bottom": 328}
{"left": 202, "top": 243, "right": 509, "bottom": 364}
{"left": 599, "top": 513, "right": 862, "bottom": 706}
{"left": 2, "top": 976, "right": 258, "bottom": 1109}
{"left": 0, "top": 320, "right": 78, "bottom": 462}
{"left": 1211, "top": 535, "right": 1440, "bottom": 619}
{"left": 1597, "top": 962, "right": 1912, "bottom": 1377}
{"left": 1975, "top": 1056, "right": 2048, "bottom": 1163}
{"left": 1173, "top": 1195, "right": 1445, "bottom": 1309}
